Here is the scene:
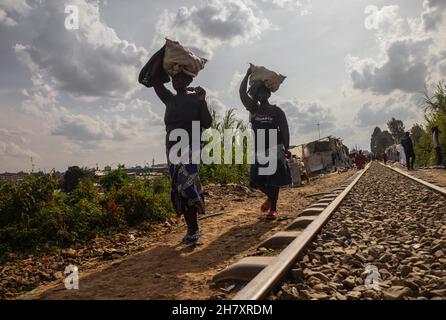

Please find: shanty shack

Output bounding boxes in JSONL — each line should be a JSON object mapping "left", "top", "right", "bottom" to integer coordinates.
{"left": 290, "top": 136, "right": 350, "bottom": 174}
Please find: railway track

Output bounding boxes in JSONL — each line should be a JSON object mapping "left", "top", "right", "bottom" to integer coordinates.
{"left": 213, "top": 162, "right": 446, "bottom": 300}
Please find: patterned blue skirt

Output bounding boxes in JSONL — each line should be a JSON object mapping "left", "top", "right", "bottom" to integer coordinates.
{"left": 169, "top": 163, "right": 205, "bottom": 216}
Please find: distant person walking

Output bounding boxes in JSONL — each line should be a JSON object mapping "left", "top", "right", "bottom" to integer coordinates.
{"left": 355, "top": 151, "right": 366, "bottom": 170}
{"left": 380, "top": 151, "right": 387, "bottom": 164}
{"left": 432, "top": 126, "right": 443, "bottom": 166}
{"left": 239, "top": 65, "right": 291, "bottom": 220}
{"left": 401, "top": 132, "right": 416, "bottom": 171}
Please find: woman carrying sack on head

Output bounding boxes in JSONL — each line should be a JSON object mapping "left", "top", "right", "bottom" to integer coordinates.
{"left": 140, "top": 39, "right": 212, "bottom": 244}
{"left": 239, "top": 64, "right": 292, "bottom": 220}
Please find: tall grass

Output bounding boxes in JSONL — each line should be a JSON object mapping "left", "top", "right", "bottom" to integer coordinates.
{"left": 200, "top": 108, "right": 250, "bottom": 184}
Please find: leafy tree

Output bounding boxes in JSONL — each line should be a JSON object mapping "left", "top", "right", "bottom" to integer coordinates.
{"left": 424, "top": 81, "right": 446, "bottom": 115}
{"left": 370, "top": 127, "right": 394, "bottom": 155}
{"left": 370, "top": 127, "right": 382, "bottom": 155}
{"left": 410, "top": 124, "right": 424, "bottom": 145}
{"left": 414, "top": 126, "right": 434, "bottom": 167}
{"left": 414, "top": 80, "right": 446, "bottom": 166}
{"left": 378, "top": 130, "right": 394, "bottom": 153}
{"left": 387, "top": 118, "right": 405, "bottom": 142}
{"left": 62, "top": 166, "right": 93, "bottom": 192}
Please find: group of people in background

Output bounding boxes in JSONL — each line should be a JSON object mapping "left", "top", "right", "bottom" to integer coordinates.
{"left": 377, "top": 127, "right": 443, "bottom": 171}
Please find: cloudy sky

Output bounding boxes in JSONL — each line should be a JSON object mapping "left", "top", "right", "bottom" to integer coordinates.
{"left": 0, "top": 0, "right": 445, "bottom": 172}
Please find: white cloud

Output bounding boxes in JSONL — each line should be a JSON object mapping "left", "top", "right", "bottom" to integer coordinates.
{"left": 346, "top": 5, "right": 444, "bottom": 96}
{"left": 0, "top": 8, "right": 17, "bottom": 26}
{"left": 0, "top": 0, "right": 31, "bottom": 26}
{"left": 355, "top": 97, "right": 417, "bottom": 128}
{"left": 52, "top": 114, "right": 113, "bottom": 143}
{"left": 0, "top": 140, "right": 39, "bottom": 160}
{"left": 422, "top": 0, "right": 446, "bottom": 31}
{"left": 51, "top": 98, "right": 162, "bottom": 148}
{"left": 346, "top": 38, "right": 432, "bottom": 95}
{"left": 229, "top": 70, "right": 245, "bottom": 96}
{"left": 276, "top": 98, "right": 335, "bottom": 143}
{"left": 0, "top": 128, "right": 33, "bottom": 144}
{"left": 13, "top": 0, "right": 147, "bottom": 99}
{"left": 151, "top": 0, "right": 271, "bottom": 58}
{"left": 103, "top": 99, "right": 162, "bottom": 123}
{"left": 259, "top": 0, "right": 310, "bottom": 15}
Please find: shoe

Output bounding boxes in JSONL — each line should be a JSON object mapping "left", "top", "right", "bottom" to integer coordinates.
{"left": 182, "top": 231, "right": 202, "bottom": 245}
{"left": 266, "top": 211, "right": 279, "bottom": 221}
{"left": 261, "top": 199, "right": 271, "bottom": 212}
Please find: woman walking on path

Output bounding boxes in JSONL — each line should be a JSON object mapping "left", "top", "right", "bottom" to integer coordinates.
{"left": 239, "top": 66, "right": 291, "bottom": 220}
{"left": 148, "top": 51, "right": 212, "bottom": 244}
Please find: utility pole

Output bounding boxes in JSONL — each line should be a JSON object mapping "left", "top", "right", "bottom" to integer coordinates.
{"left": 316, "top": 123, "right": 321, "bottom": 140}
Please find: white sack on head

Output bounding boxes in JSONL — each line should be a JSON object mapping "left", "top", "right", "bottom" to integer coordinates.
{"left": 163, "top": 39, "right": 208, "bottom": 77}
{"left": 249, "top": 63, "right": 286, "bottom": 92}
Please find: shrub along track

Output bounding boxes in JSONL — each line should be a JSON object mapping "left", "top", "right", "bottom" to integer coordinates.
{"left": 15, "top": 171, "right": 355, "bottom": 300}
{"left": 271, "top": 162, "right": 446, "bottom": 300}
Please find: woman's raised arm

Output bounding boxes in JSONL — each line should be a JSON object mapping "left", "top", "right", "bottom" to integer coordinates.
{"left": 239, "top": 67, "right": 255, "bottom": 111}
{"left": 151, "top": 55, "right": 172, "bottom": 104}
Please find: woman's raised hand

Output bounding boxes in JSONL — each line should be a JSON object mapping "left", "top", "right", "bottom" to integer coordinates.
{"left": 194, "top": 86, "right": 206, "bottom": 101}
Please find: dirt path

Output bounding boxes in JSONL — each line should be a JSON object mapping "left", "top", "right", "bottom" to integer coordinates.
{"left": 386, "top": 162, "right": 446, "bottom": 188}
{"left": 21, "top": 171, "right": 355, "bottom": 300}
{"left": 409, "top": 169, "right": 446, "bottom": 188}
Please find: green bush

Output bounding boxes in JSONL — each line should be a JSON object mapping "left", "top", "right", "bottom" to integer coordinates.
{"left": 66, "top": 178, "right": 98, "bottom": 205}
{"left": 62, "top": 166, "right": 93, "bottom": 192}
{"left": 0, "top": 226, "right": 41, "bottom": 250}
{"left": 0, "top": 175, "right": 56, "bottom": 228}
{"left": 63, "top": 199, "right": 107, "bottom": 241}
{"left": 200, "top": 164, "right": 249, "bottom": 185}
{"left": 34, "top": 204, "right": 72, "bottom": 244}
{"left": 151, "top": 176, "right": 171, "bottom": 194}
{"left": 99, "top": 167, "right": 131, "bottom": 192}
{"left": 106, "top": 180, "right": 173, "bottom": 226}
{"left": 0, "top": 171, "right": 174, "bottom": 263}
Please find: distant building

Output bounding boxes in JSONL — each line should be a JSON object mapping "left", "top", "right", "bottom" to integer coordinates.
{"left": 0, "top": 171, "right": 51, "bottom": 182}
{"left": 94, "top": 163, "right": 169, "bottom": 179}
{"left": 124, "top": 167, "right": 145, "bottom": 175}
{"left": 290, "top": 136, "right": 351, "bottom": 174}
{"left": 0, "top": 172, "right": 29, "bottom": 182}
{"left": 151, "top": 163, "right": 168, "bottom": 175}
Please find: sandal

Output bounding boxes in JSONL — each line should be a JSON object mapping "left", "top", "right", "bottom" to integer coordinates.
{"left": 182, "top": 231, "right": 203, "bottom": 245}
{"left": 266, "top": 211, "right": 279, "bottom": 221}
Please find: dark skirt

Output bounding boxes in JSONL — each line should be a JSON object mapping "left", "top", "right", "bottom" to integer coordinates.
{"left": 249, "top": 158, "right": 292, "bottom": 189}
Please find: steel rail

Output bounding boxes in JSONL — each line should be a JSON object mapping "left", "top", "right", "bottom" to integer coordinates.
{"left": 233, "top": 163, "right": 372, "bottom": 300}
{"left": 381, "top": 163, "right": 446, "bottom": 197}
